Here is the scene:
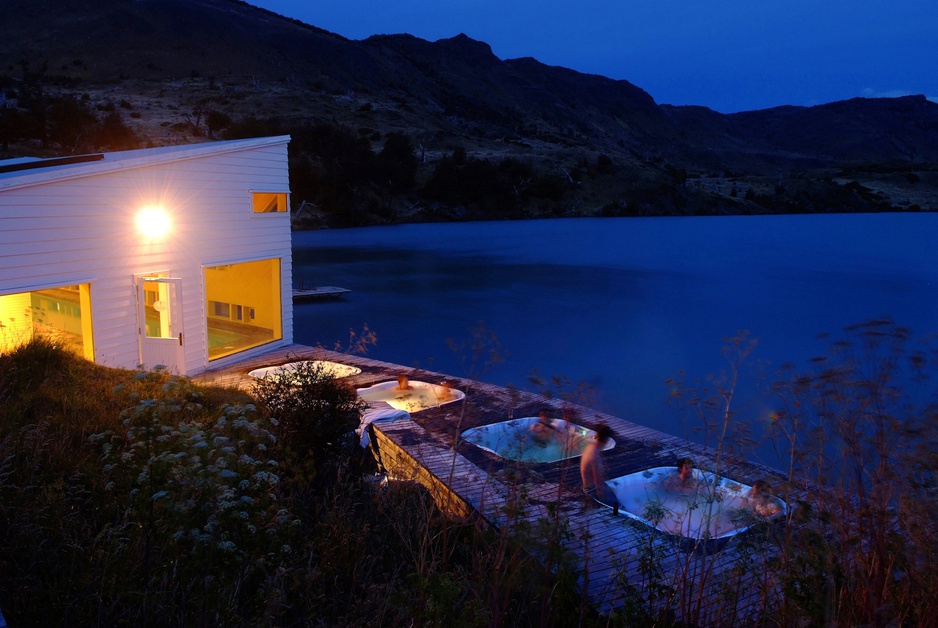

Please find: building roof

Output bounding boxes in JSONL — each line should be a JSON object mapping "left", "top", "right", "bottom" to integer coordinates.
{"left": 0, "top": 136, "right": 291, "bottom": 192}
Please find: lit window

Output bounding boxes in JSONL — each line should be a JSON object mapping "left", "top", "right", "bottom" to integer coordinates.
{"left": 252, "top": 192, "right": 288, "bottom": 213}
{"left": 1, "top": 284, "right": 95, "bottom": 360}
{"left": 205, "top": 259, "right": 282, "bottom": 360}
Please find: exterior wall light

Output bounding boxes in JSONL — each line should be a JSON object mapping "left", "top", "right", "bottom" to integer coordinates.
{"left": 136, "top": 206, "right": 171, "bottom": 238}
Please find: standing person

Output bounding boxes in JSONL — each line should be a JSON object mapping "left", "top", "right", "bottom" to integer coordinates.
{"left": 580, "top": 423, "right": 617, "bottom": 507}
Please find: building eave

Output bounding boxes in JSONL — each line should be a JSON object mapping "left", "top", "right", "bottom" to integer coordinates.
{"left": 0, "top": 135, "right": 291, "bottom": 193}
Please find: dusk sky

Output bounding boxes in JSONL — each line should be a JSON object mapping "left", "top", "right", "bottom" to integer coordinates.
{"left": 248, "top": 0, "right": 937, "bottom": 113}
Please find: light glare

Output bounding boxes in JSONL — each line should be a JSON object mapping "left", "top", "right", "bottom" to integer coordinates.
{"left": 137, "top": 206, "right": 171, "bottom": 238}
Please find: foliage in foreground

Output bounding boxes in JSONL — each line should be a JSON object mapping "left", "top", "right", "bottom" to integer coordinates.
{"left": 766, "top": 321, "right": 938, "bottom": 626}
{"left": 2, "top": 321, "right": 937, "bottom": 626}
{"left": 662, "top": 321, "right": 938, "bottom": 626}
{"left": 0, "top": 338, "right": 589, "bottom": 627}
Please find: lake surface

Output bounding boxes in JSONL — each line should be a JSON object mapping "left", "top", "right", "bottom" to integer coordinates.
{"left": 291, "top": 215, "right": 937, "bottom": 465}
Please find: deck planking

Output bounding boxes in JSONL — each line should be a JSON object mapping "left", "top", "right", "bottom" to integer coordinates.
{"left": 194, "top": 343, "right": 790, "bottom": 622}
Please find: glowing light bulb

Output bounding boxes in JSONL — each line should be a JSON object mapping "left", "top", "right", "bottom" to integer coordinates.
{"left": 136, "top": 206, "right": 171, "bottom": 238}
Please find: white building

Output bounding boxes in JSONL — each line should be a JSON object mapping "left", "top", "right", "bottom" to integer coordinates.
{"left": 0, "top": 136, "right": 294, "bottom": 375}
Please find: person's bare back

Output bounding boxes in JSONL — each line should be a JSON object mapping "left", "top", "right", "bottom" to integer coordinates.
{"left": 580, "top": 440, "right": 604, "bottom": 490}
{"left": 580, "top": 423, "right": 614, "bottom": 506}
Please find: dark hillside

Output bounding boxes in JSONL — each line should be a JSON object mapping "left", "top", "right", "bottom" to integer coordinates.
{"left": 1, "top": 0, "right": 935, "bottom": 221}
{"left": 727, "top": 95, "right": 938, "bottom": 163}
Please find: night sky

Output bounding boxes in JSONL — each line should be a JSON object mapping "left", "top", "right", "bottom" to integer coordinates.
{"left": 247, "top": 0, "right": 937, "bottom": 113}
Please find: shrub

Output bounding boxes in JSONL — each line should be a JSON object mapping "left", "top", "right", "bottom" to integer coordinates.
{"left": 250, "top": 359, "right": 367, "bottom": 477}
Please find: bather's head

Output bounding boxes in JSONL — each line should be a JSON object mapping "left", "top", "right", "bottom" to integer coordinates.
{"left": 677, "top": 457, "right": 694, "bottom": 480}
{"left": 538, "top": 408, "right": 552, "bottom": 424}
{"left": 594, "top": 423, "right": 612, "bottom": 444}
{"left": 439, "top": 381, "right": 453, "bottom": 399}
{"left": 750, "top": 479, "right": 770, "bottom": 496}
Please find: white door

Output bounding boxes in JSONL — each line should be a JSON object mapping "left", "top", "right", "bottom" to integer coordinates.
{"left": 137, "top": 276, "right": 185, "bottom": 374}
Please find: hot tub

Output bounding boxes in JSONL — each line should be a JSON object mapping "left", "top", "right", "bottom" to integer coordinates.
{"left": 602, "top": 466, "right": 787, "bottom": 541}
{"left": 248, "top": 360, "right": 362, "bottom": 381}
{"left": 460, "top": 416, "right": 616, "bottom": 464}
{"left": 356, "top": 380, "right": 465, "bottom": 413}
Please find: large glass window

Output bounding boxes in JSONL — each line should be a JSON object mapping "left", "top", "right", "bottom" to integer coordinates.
{"left": 205, "top": 259, "right": 282, "bottom": 360}
{"left": 0, "top": 284, "right": 94, "bottom": 359}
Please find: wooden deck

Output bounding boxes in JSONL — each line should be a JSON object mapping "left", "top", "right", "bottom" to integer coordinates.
{"left": 194, "top": 343, "right": 788, "bottom": 622}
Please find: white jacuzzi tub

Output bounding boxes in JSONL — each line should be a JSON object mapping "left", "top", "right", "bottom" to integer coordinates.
{"left": 461, "top": 416, "right": 615, "bottom": 464}
{"left": 603, "top": 466, "right": 788, "bottom": 540}
{"left": 356, "top": 380, "right": 465, "bottom": 413}
{"left": 248, "top": 360, "right": 362, "bottom": 381}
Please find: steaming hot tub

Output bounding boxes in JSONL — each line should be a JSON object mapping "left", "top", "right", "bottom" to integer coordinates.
{"left": 460, "top": 416, "right": 615, "bottom": 464}
{"left": 602, "top": 467, "right": 788, "bottom": 541}
{"left": 356, "top": 380, "right": 465, "bottom": 413}
{"left": 248, "top": 360, "right": 362, "bottom": 381}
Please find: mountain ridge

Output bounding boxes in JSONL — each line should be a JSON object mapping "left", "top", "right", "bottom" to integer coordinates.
{"left": 1, "top": 0, "right": 935, "bottom": 219}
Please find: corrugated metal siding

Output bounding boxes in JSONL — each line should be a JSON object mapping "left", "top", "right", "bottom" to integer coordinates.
{"left": 0, "top": 138, "right": 293, "bottom": 375}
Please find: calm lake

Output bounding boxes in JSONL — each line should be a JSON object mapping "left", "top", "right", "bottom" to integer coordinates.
{"left": 292, "top": 214, "right": 937, "bottom": 464}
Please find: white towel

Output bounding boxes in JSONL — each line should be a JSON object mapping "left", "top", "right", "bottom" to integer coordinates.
{"left": 357, "top": 406, "right": 410, "bottom": 447}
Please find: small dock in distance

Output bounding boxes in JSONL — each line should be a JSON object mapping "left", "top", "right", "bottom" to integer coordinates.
{"left": 292, "top": 285, "right": 351, "bottom": 302}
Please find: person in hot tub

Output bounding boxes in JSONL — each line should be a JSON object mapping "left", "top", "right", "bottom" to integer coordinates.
{"left": 438, "top": 381, "right": 454, "bottom": 400}
{"left": 529, "top": 409, "right": 558, "bottom": 445}
{"left": 746, "top": 479, "right": 782, "bottom": 518}
{"left": 662, "top": 457, "right": 698, "bottom": 494}
{"left": 396, "top": 374, "right": 411, "bottom": 391}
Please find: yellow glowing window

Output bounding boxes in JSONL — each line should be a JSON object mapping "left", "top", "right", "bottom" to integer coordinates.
{"left": 205, "top": 259, "right": 282, "bottom": 361}
{"left": 252, "top": 192, "right": 288, "bottom": 213}
{"left": 1, "top": 284, "right": 94, "bottom": 360}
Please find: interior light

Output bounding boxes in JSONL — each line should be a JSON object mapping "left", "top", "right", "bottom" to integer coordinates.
{"left": 137, "top": 206, "right": 171, "bottom": 238}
